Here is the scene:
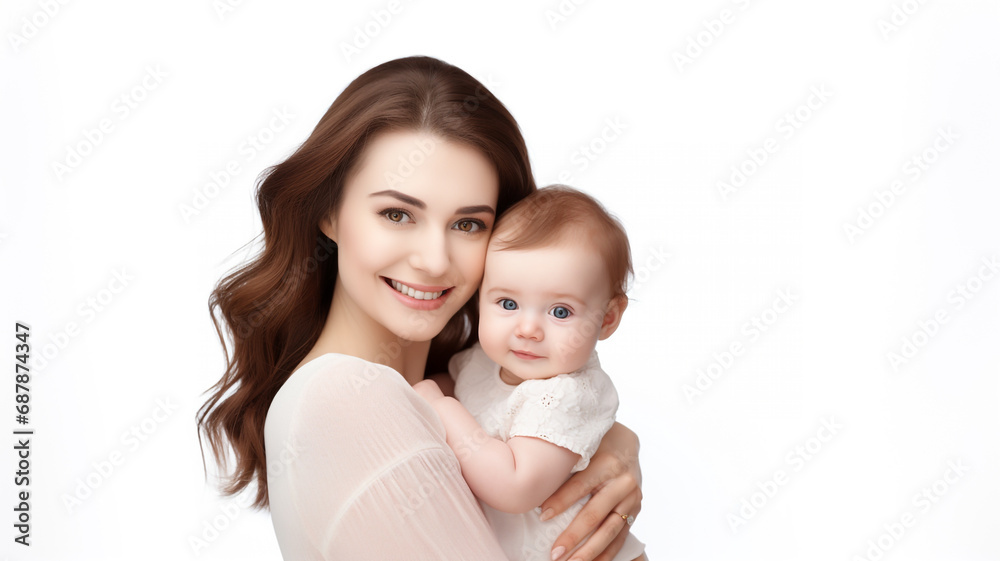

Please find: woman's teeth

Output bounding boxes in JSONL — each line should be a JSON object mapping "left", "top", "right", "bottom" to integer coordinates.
{"left": 391, "top": 280, "right": 444, "bottom": 300}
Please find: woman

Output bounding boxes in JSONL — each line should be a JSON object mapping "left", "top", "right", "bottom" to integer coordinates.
{"left": 198, "top": 56, "right": 644, "bottom": 560}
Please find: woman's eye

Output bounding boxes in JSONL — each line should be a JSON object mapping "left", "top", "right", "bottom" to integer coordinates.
{"left": 380, "top": 209, "right": 411, "bottom": 224}
{"left": 550, "top": 306, "right": 571, "bottom": 319}
{"left": 500, "top": 299, "right": 518, "bottom": 311}
{"left": 454, "top": 219, "right": 485, "bottom": 233}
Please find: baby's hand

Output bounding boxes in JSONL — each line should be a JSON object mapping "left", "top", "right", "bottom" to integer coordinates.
{"left": 412, "top": 379, "right": 446, "bottom": 403}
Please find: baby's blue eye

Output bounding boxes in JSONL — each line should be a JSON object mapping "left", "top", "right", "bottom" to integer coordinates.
{"left": 551, "top": 306, "right": 571, "bottom": 319}
{"left": 500, "top": 299, "right": 517, "bottom": 311}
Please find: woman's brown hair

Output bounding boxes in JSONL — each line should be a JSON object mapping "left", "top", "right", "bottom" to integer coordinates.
{"left": 197, "top": 56, "right": 536, "bottom": 508}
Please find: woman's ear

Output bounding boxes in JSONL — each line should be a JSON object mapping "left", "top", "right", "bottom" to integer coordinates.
{"left": 598, "top": 295, "right": 628, "bottom": 340}
{"left": 319, "top": 212, "right": 337, "bottom": 243}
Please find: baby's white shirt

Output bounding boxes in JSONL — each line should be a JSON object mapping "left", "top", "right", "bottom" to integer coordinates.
{"left": 448, "top": 343, "right": 645, "bottom": 561}
{"left": 448, "top": 342, "right": 619, "bottom": 472}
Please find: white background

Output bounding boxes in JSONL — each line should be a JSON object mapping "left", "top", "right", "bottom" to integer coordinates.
{"left": 2, "top": 1, "right": 999, "bottom": 560}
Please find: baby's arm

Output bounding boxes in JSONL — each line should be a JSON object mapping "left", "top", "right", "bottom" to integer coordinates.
{"left": 434, "top": 396, "right": 581, "bottom": 514}
{"left": 412, "top": 381, "right": 580, "bottom": 514}
{"left": 424, "top": 372, "right": 455, "bottom": 397}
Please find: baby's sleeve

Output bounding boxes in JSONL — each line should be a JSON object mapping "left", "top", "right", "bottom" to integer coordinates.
{"left": 506, "top": 367, "right": 619, "bottom": 472}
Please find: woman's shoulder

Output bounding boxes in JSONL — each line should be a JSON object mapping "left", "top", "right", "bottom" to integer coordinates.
{"left": 279, "top": 353, "right": 402, "bottom": 399}
{"left": 264, "top": 352, "right": 448, "bottom": 479}
{"left": 265, "top": 354, "right": 413, "bottom": 433}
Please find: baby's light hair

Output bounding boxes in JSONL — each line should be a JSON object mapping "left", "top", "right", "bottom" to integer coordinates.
{"left": 491, "top": 185, "right": 633, "bottom": 300}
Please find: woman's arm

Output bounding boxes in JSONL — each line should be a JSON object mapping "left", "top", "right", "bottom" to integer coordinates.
{"left": 540, "top": 422, "right": 642, "bottom": 561}
{"left": 413, "top": 380, "right": 581, "bottom": 513}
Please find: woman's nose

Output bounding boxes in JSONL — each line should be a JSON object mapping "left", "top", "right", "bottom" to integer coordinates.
{"left": 408, "top": 227, "right": 450, "bottom": 278}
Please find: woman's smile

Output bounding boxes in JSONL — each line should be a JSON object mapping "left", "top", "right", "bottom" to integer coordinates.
{"left": 382, "top": 276, "right": 453, "bottom": 311}
{"left": 384, "top": 277, "right": 451, "bottom": 299}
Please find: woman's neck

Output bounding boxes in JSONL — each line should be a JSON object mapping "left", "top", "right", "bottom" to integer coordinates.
{"left": 300, "top": 280, "right": 431, "bottom": 386}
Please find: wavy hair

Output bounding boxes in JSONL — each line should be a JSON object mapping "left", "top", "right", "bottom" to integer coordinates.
{"left": 197, "top": 56, "right": 536, "bottom": 508}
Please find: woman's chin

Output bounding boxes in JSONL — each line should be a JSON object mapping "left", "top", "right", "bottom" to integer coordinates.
{"left": 385, "top": 318, "right": 449, "bottom": 345}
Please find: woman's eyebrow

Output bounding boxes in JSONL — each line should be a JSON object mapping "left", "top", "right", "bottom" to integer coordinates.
{"left": 370, "top": 189, "right": 425, "bottom": 209}
{"left": 456, "top": 204, "right": 495, "bottom": 216}
{"left": 368, "top": 191, "right": 493, "bottom": 216}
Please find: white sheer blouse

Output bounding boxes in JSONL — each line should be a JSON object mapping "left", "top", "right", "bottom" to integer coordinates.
{"left": 264, "top": 353, "right": 511, "bottom": 560}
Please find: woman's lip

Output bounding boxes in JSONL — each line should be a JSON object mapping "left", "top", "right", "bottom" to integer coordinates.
{"left": 383, "top": 277, "right": 450, "bottom": 311}
{"left": 512, "top": 350, "right": 543, "bottom": 360}
{"left": 382, "top": 276, "right": 450, "bottom": 292}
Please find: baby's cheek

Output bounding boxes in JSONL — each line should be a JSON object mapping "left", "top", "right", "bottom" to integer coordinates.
{"left": 557, "top": 323, "right": 597, "bottom": 369}
{"left": 477, "top": 313, "right": 505, "bottom": 359}
{"left": 477, "top": 310, "right": 499, "bottom": 340}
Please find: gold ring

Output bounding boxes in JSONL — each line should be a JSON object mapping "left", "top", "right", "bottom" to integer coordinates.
{"left": 612, "top": 511, "right": 635, "bottom": 526}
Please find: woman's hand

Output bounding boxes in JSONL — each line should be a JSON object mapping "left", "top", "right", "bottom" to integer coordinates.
{"left": 539, "top": 422, "right": 642, "bottom": 561}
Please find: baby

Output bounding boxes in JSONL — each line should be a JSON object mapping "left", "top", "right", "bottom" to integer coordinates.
{"left": 414, "top": 186, "right": 646, "bottom": 561}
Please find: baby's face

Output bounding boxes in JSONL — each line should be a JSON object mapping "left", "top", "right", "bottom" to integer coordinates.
{"left": 478, "top": 238, "right": 614, "bottom": 383}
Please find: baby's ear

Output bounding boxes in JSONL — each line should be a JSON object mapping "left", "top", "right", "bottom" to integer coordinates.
{"left": 598, "top": 295, "right": 628, "bottom": 340}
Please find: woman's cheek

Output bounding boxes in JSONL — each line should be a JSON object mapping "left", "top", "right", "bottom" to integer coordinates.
{"left": 461, "top": 238, "right": 490, "bottom": 288}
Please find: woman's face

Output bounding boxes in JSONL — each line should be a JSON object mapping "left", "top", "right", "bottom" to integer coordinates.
{"left": 322, "top": 130, "right": 500, "bottom": 342}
